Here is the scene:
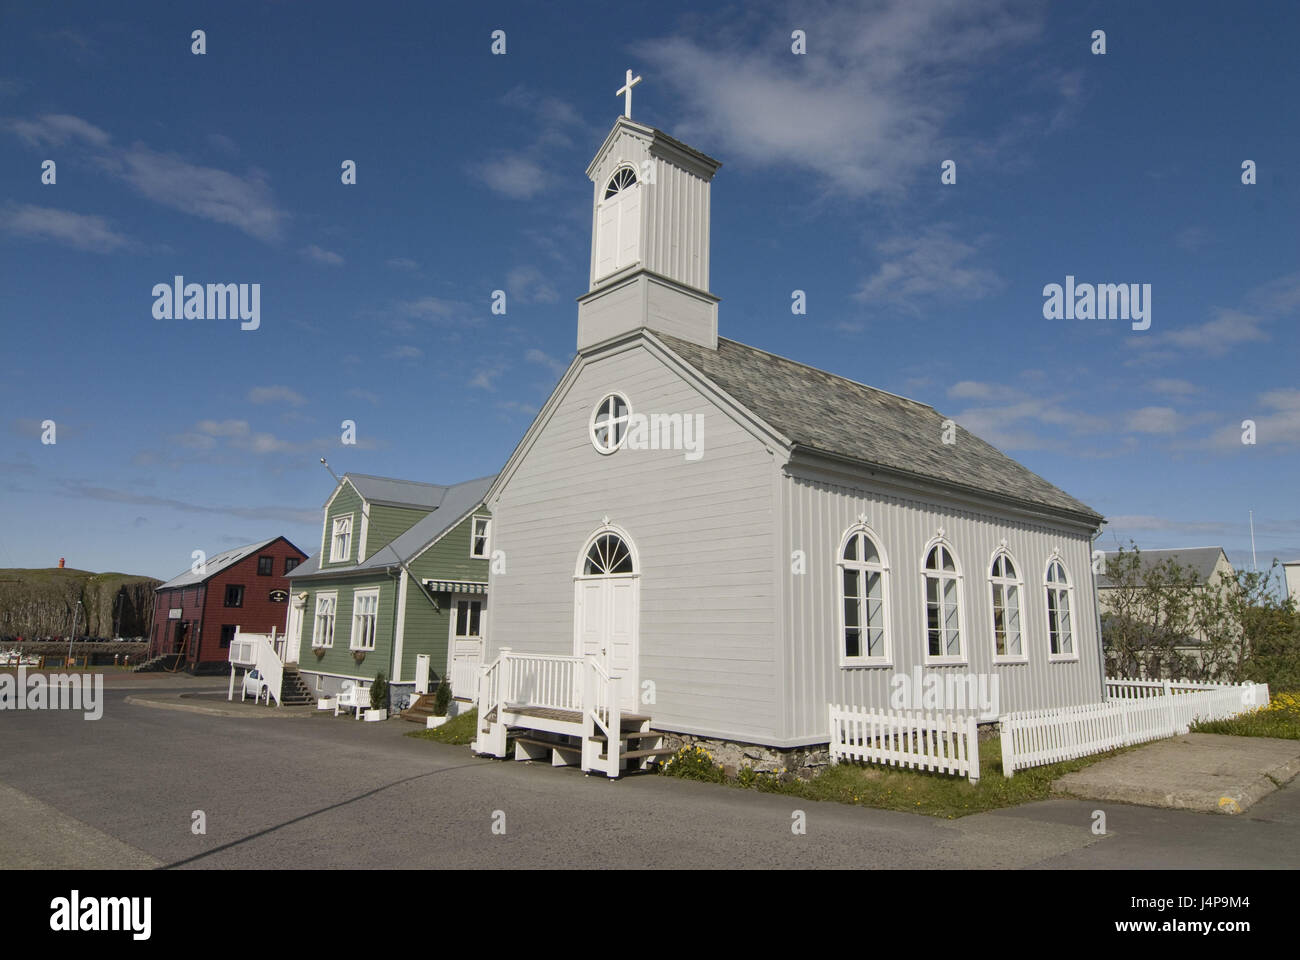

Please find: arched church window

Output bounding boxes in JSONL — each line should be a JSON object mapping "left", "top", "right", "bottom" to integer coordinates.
{"left": 604, "top": 167, "right": 638, "bottom": 199}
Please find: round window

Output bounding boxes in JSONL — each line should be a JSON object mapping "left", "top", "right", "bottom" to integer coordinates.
{"left": 590, "top": 393, "right": 631, "bottom": 454}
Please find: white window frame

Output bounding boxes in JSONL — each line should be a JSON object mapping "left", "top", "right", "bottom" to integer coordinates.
{"left": 988, "top": 547, "right": 1027, "bottom": 664}
{"left": 589, "top": 392, "right": 632, "bottom": 455}
{"left": 470, "top": 516, "right": 491, "bottom": 559}
{"left": 1044, "top": 556, "right": 1078, "bottom": 661}
{"left": 311, "top": 591, "right": 338, "bottom": 648}
{"left": 350, "top": 587, "right": 380, "bottom": 651}
{"left": 451, "top": 596, "right": 485, "bottom": 641}
{"left": 921, "top": 538, "right": 966, "bottom": 665}
{"left": 330, "top": 514, "right": 354, "bottom": 563}
{"left": 836, "top": 523, "right": 892, "bottom": 667}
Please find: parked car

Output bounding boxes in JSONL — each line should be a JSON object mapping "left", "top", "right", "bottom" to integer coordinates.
{"left": 242, "top": 669, "right": 270, "bottom": 702}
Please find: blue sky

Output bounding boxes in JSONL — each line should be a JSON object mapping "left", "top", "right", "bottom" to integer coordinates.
{"left": 1, "top": 0, "right": 1297, "bottom": 582}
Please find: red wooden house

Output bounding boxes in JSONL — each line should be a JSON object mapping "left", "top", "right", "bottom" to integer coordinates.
{"left": 148, "top": 536, "right": 307, "bottom": 672}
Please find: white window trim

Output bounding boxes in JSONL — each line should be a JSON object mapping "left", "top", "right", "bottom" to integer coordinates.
{"left": 330, "top": 513, "right": 354, "bottom": 564}
{"left": 349, "top": 587, "right": 380, "bottom": 651}
{"left": 988, "top": 547, "right": 1028, "bottom": 665}
{"left": 1044, "top": 556, "right": 1079, "bottom": 662}
{"left": 470, "top": 516, "right": 491, "bottom": 559}
{"left": 311, "top": 591, "right": 338, "bottom": 649}
{"left": 589, "top": 392, "right": 632, "bottom": 455}
{"left": 921, "top": 537, "right": 967, "bottom": 665}
{"left": 836, "top": 523, "right": 892, "bottom": 668}
{"left": 450, "top": 595, "right": 486, "bottom": 642}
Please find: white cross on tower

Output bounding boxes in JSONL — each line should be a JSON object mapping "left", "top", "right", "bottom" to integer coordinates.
{"left": 617, "top": 68, "right": 642, "bottom": 118}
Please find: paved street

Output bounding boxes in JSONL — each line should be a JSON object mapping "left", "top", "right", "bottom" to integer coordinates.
{"left": 2, "top": 675, "right": 1298, "bottom": 870}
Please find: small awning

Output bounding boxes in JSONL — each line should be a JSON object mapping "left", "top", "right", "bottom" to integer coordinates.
{"left": 423, "top": 579, "right": 488, "bottom": 595}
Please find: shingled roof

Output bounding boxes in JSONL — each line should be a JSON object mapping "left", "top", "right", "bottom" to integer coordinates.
{"left": 656, "top": 334, "right": 1102, "bottom": 523}
{"left": 1097, "top": 547, "right": 1229, "bottom": 588}
{"left": 291, "top": 474, "right": 496, "bottom": 580}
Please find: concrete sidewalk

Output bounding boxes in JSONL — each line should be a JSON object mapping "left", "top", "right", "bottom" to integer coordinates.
{"left": 1051, "top": 733, "right": 1300, "bottom": 814}
{"left": 125, "top": 690, "right": 320, "bottom": 719}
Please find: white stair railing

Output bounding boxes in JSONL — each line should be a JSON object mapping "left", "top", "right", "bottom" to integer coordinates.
{"left": 226, "top": 627, "right": 283, "bottom": 706}
{"left": 581, "top": 657, "right": 622, "bottom": 778}
{"left": 473, "top": 650, "right": 507, "bottom": 756}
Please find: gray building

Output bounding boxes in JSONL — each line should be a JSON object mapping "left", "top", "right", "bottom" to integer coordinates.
{"left": 481, "top": 116, "right": 1107, "bottom": 753}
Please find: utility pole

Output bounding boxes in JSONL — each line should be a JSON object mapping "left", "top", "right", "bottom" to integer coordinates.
{"left": 66, "top": 600, "right": 82, "bottom": 667}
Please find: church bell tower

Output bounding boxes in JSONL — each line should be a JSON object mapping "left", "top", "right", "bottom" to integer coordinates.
{"left": 577, "top": 71, "right": 722, "bottom": 352}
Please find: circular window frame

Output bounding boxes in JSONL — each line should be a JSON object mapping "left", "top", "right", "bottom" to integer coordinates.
{"left": 589, "top": 392, "right": 632, "bottom": 455}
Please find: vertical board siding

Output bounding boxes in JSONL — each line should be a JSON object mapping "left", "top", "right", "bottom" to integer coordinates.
{"left": 488, "top": 345, "right": 779, "bottom": 741}
{"left": 782, "top": 470, "right": 1104, "bottom": 742}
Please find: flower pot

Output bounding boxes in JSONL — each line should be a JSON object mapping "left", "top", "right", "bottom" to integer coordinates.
{"left": 317, "top": 697, "right": 337, "bottom": 711}
{"left": 363, "top": 708, "right": 386, "bottom": 722}
{"left": 426, "top": 715, "right": 449, "bottom": 729}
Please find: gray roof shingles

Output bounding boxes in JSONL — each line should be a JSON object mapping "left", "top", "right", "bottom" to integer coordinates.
{"left": 157, "top": 537, "right": 281, "bottom": 591}
{"left": 656, "top": 334, "right": 1102, "bottom": 523}
{"left": 1097, "top": 547, "right": 1227, "bottom": 588}
{"left": 291, "top": 474, "right": 496, "bottom": 581}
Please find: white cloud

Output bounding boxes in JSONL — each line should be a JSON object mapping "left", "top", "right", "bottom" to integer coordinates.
{"left": 507, "top": 265, "right": 559, "bottom": 304}
{"left": 855, "top": 225, "right": 1001, "bottom": 306}
{"left": 8, "top": 113, "right": 110, "bottom": 147}
{"left": 301, "top": 244, "right": 344, "bottom": 265}
{"left": 525, "top": 348, "right": 569, "bottom": 376}
{"left": 1, "top": 204, "right": 130, "bottom": 253}
{"left": 641, "top": 0, "right": 1044, "bottom": 199}
{"left": 1146, "top": 378, "right": 1198, "bottom": 398}
{"left": 474, "top": 154, "right": 549, "bottom": 199}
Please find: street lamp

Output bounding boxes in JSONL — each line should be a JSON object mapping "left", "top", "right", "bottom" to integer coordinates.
{"left": 67, "top": 600, "right": 83, "bottom": 667}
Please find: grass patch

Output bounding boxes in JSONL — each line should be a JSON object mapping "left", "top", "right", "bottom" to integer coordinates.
{"left": 658, "top": 738, "right": 1136, "bottom": 819}
{"left": 1190, "top": 691, "right": 1300, "bottom": 740}
{"left": 405, "top": 708, "right": 478, "bottom": 745}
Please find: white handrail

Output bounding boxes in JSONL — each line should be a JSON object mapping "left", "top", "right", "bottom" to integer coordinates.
{"left": 227, "top": 627, "right": 283, "bottom": 706}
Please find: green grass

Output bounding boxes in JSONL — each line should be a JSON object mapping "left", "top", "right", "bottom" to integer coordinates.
{"left": 1191, "top": 691, "right": 1300, "bottom": 740}
{"left": 659, "top": 737, "right": 1137, "bottom": 819}
{"left": 404, "top": 708, "right": 478, "bottom": 745}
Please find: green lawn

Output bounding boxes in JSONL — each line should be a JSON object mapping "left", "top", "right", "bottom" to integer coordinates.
{"left": 1191, "top": 691, "right": 1300, "bottom": 740}
{"left": 404, "top": 708, "right": 478, "bottom": 745}
{"left": 659, "top": 736, "right": 1137, "bottom": 819}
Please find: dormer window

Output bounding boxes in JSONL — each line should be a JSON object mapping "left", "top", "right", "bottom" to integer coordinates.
{"left": 470, "top": 516, "right": 491, "bottom": 559}
{"left": 330, "top": 515, "right": 353, "bottom": 563}
{"left": 594, "top": 165, "right": 641, "bottom": 280}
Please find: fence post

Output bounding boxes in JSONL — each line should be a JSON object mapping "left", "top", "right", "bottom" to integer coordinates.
{"left": 1000, "top": 715, "right": 1014, "bottom": 778}
{"left": 966, "top": 715, "right": 980, "bottom": 784}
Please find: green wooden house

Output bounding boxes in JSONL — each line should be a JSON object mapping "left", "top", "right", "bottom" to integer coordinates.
{"left": 283, "top": 473, "right": 495, "bottom": 710}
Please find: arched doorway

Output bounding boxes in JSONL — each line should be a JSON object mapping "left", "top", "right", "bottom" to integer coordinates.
{"left": 574, "top": 526, "right": 640, "bottom": 711}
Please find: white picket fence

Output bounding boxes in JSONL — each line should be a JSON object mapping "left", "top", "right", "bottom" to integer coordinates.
{"left": 828, "top": 704, "right": 981, "bottom": 784}
{"left": 1000, "top": 678, "right": 1269, "bottom": 777}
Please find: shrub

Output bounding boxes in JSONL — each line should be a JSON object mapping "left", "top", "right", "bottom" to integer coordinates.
{"left": 432, "top": 678, "right": 451, "bottom": 717}
{"left": 369, "top": 672, "right": 388, "bottom": 711}
{"left": 658, "top": 744, "right": 725, "bottom": 783}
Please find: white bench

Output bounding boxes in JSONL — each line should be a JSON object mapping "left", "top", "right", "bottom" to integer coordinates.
{"left": 334, "top": 683, "right": 371, "bottom": 720}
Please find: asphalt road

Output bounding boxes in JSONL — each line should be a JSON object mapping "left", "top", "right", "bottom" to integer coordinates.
{"left": 2, "top": 677, "right": 1298, "bottom": 869}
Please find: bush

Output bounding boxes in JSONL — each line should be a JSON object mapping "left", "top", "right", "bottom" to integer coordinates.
{"left": 432, "top": 678, "right": 451, "bottom": 716}
{"left": 369, "top": 672, "right": 388, "bottom": 711}
{"left": 658, "top": 744, "right": 725, "bottom": 783}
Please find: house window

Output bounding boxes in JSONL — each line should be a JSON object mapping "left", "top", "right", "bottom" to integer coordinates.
{"left": 224, "top": 584, "right": 245, "bottom": 608}
{"left": 589, "top": 393, "right": 631, "bottom": 454}
{"left": 284, "top": 556, "right": 300, "bottom": 575}
{"left": 312, "top": 593, "right": 337, "bottom": 648}
{"left": 219, "top": 624, "right": 237, "bottom": 649}
{"left": 990, "top": 551, "right": 1024, "bottom": 660}
{"left": 923, "top": 543, "right": 963, "bottom": 661}
{"left": 454, "top": 599, "right": 483, "bottom": 639}
{"left": 837, "top": 526, "right": 889, "bottom": 664}
{"left": 469, "top": 516, "right": 491, "bottom": 559}
{"left": 330, "top": 515, "right": 353, "bottom": 562}
{"left": 257, "top": 556, "right": 273, "bottom": 576}
{"left": 351, "top": 588, "right": 379, "bottom": 651}
{"left": 1046, "top": 560, "right": 1075, "bottom": 658}
{"left": 583, "top": 533, "right": 635, "bottom": 575}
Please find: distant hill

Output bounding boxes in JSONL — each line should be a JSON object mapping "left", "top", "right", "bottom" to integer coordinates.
{"left": 0, "top": 568, "right": 160, "bottom": 638}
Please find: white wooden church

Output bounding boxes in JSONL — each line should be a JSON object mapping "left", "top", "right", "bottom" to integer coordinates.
{"left": 473, "top": 75, "right": 1106, "bottom": 776}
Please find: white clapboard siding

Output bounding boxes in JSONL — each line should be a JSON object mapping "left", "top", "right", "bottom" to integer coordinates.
{"left": 1001, "top": 679, "right": 1269, "bottom": 776}
{"left": 828, "top": 704, "right": 980, "bottom": 784}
